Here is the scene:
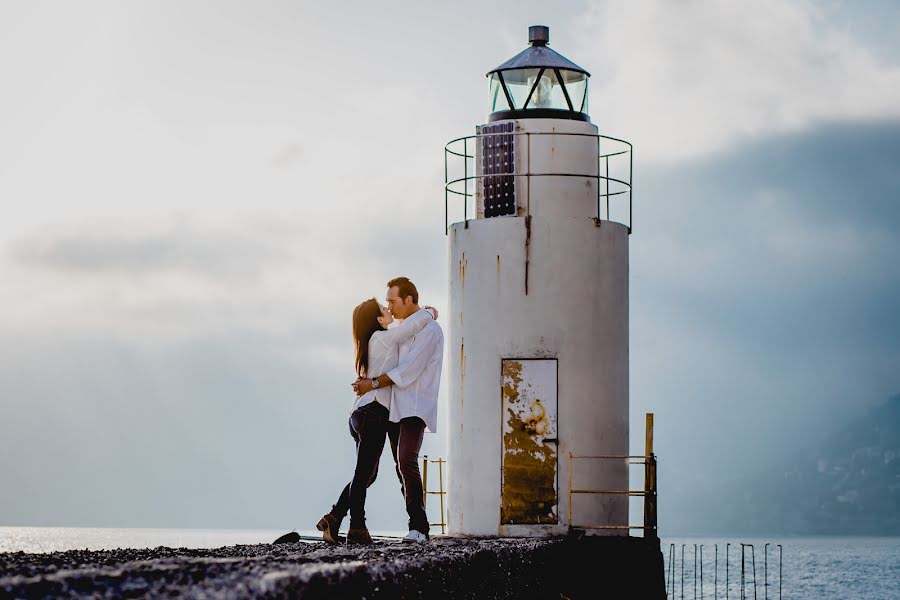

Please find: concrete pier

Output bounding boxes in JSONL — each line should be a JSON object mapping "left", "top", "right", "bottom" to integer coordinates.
{"left": 0, "top": 536, "right": 665, "bottom": 599}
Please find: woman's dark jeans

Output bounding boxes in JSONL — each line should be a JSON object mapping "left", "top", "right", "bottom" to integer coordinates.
{"left": 331, "top": 401, "right": 389, "bottom": 529}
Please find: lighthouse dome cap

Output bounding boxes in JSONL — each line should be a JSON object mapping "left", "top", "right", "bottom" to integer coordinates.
{"left": 487, "top": 25, "right": 590, "bottom": 77}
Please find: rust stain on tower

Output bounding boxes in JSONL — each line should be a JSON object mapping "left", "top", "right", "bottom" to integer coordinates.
{"left": 501, "top": 359, "right": 558, "bottom": 525}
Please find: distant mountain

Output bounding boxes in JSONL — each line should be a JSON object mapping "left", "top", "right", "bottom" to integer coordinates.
{"left": 684, "top": 394, "right": 900, "bottom": 535}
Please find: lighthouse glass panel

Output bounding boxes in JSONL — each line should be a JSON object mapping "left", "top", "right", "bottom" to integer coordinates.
{"left": 556, "top": 69, "right": 589, "bottom": 113}
{"left": 488, "top": 74, "right": 511, "bottom": 112}
{"left": 500, "top": 68, "right": 542, "bottom": 109}
{"left": 489, "top": 68, "right": 589, "bottom": 115}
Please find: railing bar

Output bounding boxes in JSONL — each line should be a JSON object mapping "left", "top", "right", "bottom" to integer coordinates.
{"left": 596, "top": 134, "right": 601, "bottom": 221}
{"left": 448, "top": 188, "right": 626, "bottom": 200}
{"left": 444, "top": 146, "right": 449, "bottom": 235}
{"left": 727, "top": 543, "right": 730, "bottom": 600}
{"left": 437, "top": 458, "right": 446, "bottom": 535}
{"left": 694, "top": 544, "right": 698, "bottom": 600}
{"left": 669, "top": 544, "right": 676, "bottom": 599}
{"left": 571, "top": 454, "right": 649, "bottom": 459}
{"left": 444, "top": 148, "right": 475, "bottom": 159}
{"left": 751, "top": 545, "right": 757, "bottom": 600}
{"left": 447, "top": 131, "right": 632, "bottom": 142}
{"left": 447, "top": 186, "right": 630, "bottom": 204}
{"left": 568, "top": 452, "right": 573, "bottom": 538}
{"left": 422, "top": 454, "right": 428, "bottom": 509}
{"left": 446, "top": 188, "right": 628, "bottom": 199}
{"left": 629, "top": 142, "right": 633, "bottom": 234}
{"left": 777, "top": 545, "right": 782, "bottom": 600}
{"left": 463, "top": 137, "right": 468, "bottom": 221}
{"left": 572, "top": 525, "right": 647, "bottom": 529}
{"left": 446, "top": 173, "right": 632, "bottom": 187}
{"left": 571, "top": 490, "right": 647, "bottom": 495}
{"left": 605, "top": 154, "right": 610, "bottom": 220}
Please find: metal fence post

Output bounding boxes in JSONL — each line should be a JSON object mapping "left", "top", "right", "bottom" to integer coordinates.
{"left": 437, "top": 458, "right": 446, "bottom": 535}
{"left": 568, "top": 452, "right": 573, "bottom": 530}
{"left": 644, "top": 413, "right": 658, "bottom": 540}
{"left": 444, "top": 147, "right": 449, "bottom": 234}
{"left": 467, "top": 138, "right": 472, "bottom": 221}
{"left": 740, "top": 544, "right": 745, "bottom": 600}
{"left": 700, "top": 545, "right": 704, "bottom": 599}
{"left": 777, "top": 545, "right": 782, "bottom": 600}
{"left": 726, "top": 543, "right": 730, "bottom": 600}
{"left": 715, "top": 544, "right": 719, "bottom": 600}
{"left": 422, "top": 454, "right": 429, "bottom": 507}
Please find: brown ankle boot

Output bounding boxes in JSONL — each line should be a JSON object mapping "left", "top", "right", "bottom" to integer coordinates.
{"left": 346, "top": 527, "right": 373, "bottom": 545}
{"left": 316, "top": 513, "right": 341, "bottom": 545}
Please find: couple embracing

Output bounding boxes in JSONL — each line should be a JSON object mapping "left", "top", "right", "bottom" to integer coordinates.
{"left": 317, "top": 277, "right": 444, "bottom": 545}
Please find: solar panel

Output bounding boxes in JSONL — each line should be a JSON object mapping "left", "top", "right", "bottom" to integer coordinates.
{"left": 481, "top": 121, "right": 516, "bottom": 218}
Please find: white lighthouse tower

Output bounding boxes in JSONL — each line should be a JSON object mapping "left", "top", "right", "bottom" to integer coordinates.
{"left": 445, "top": 25, "right": 634, "bottom": 537}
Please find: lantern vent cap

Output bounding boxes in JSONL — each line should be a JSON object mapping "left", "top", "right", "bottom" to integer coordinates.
{"left": 487, "top": 25, "right": 590, "bottom": 77}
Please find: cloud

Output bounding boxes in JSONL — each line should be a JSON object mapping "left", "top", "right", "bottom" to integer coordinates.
{"left": 628, "top": 120, "right": 900, "bottom": 531}
{"left": 270, "top": 143, "right": 303, "bottom": 169}
{"left": 0, "top": 211, "right": 447, "bottom": 354}
{"left": 573, "top": 0, "right": 900, "bottom": 162}
{"left": 11, "top": 222, "right": 287, "bottom": 280}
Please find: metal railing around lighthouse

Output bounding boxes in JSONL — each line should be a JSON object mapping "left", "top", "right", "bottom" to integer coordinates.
{"left": 665, "top": 542, "right": 784, "bottom": 600}
{"left": 444, "top": 131, "right": 633, "bottom": 235}
{"left": 422, "top": 455, "right": 447, "bottom": 535}
{"left": 420, "top": 418, "right": 656, "bottom": 538}
{"left": 567, "top": 413, "right": 658, "bottom": 539}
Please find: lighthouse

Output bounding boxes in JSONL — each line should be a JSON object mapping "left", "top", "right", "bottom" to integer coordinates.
{"left": 445, "top": 25, "right": 634, "bottom": 537}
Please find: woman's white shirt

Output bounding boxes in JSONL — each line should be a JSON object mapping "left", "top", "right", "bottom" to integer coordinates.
{"left": 352, "top": 308, "right": 434, "bottom": 412}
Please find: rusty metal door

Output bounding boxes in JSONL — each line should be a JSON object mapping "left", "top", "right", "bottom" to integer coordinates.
{"left": 501, "top": 358, "right": 558, "bottom": 524}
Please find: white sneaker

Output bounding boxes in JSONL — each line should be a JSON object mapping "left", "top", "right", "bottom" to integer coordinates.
{"left": 402, "top": 530, "right": 429, "bottom": 544}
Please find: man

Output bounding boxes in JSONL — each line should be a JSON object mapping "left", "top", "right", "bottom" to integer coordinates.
{"left": 352, "top": 276, "right": 444, "bottom": 543}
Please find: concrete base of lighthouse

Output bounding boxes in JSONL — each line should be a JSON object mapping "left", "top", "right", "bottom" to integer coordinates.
{"left": 447, "top": 215, "right": 629, "bottom": 537}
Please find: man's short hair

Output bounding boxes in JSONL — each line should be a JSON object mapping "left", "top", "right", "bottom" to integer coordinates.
{"left": 387, "top": 276, "right": 418, "bottom": 304}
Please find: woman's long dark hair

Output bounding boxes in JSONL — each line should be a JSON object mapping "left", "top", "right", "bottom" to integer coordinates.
{"left": 353, "top": 298, "right": 385, "bottom": 377}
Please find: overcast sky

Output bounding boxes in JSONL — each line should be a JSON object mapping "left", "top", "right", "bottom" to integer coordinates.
{"left": 1, "top": 0, "right": 899, "bottom": 534}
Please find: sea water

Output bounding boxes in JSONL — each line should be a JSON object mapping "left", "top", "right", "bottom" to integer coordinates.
{"left": 662, "top": 535, "right": 900, "bottom": 600}
{"left": 0, "top": 526, "right": 304, "bottom": 554}
{"left": 1, "top": 528, "right": 897, "bottom": 598}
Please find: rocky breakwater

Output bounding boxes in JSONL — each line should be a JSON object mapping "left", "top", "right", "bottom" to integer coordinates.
{"left": 0, "top": 535, "right": 665, "bottom": 599}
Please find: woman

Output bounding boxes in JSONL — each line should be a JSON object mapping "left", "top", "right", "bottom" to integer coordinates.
{"left": 316, "top": 298, "right": 436, "bottom": 545}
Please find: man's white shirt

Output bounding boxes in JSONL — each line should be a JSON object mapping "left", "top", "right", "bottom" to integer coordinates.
{"left": 352, "top": 308, "right": 434, "bottom": 413}
{"left": 386, "top": 310, "right": 444, "bottom": 433}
